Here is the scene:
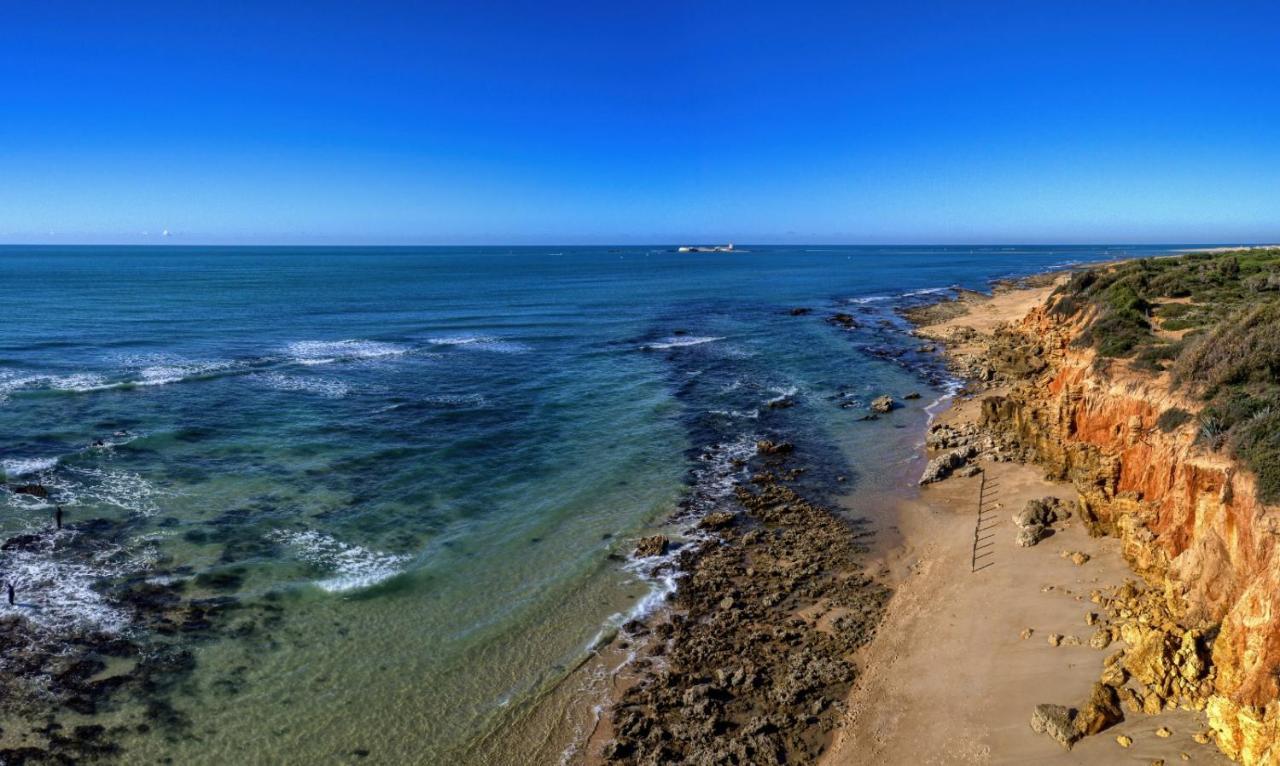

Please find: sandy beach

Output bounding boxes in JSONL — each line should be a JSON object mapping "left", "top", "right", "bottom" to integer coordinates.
{"left": 823, "top": 280, "right": 1232, "bottom": 765}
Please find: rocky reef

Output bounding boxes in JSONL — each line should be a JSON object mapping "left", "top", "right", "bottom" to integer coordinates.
{"left": 933, "top": 276, "right": 1280, "bottom": 763}
{"left": 602, "top": 451, "right": 889, "bottom": 765}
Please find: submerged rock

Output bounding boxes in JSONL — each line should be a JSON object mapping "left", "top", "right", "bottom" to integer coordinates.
{"left": 870, "top": 395, "right": 895, "bottom": 413}
{"left": 755, "top": 439, "right": 794, "bottom": 456}
{"left": 826, "top": 312, "right": 858, "bottom": 329}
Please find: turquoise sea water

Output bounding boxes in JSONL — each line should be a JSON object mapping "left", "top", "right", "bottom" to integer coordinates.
{"left": 0, "top": 245, "right": 1178, "bottom": 763}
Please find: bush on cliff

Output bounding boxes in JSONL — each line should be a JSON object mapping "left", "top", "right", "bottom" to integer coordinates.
{"left": 1156, "top": 407, "right": 1192, "bottom": 433}
{"left": 1054, "top": 248, "right": 1280, "bottom": 503}
{"left": 1173, "top": 303, "right": 1280, "bottom": 395}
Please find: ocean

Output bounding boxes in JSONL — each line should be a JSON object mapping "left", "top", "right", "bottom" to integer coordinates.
{"left": 0, "top": 245, "right": 1178, "bottom": 763}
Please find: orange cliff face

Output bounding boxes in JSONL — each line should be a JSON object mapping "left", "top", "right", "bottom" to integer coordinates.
{"left": 978, "top": 300, "right": 1280, "bottom": 764}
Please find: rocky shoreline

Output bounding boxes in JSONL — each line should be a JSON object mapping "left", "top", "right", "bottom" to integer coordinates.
{"left": 598, "top": 445, "right": 890, "bottom": 765}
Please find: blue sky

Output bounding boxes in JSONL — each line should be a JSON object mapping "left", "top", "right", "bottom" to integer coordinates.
{"left": 1, "top": 1, "right": 1277, "bottom": 244}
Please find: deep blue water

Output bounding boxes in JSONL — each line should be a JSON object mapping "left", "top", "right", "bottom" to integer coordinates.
{"left": 0, "top": 244, "right": 1179, "bottom": 762}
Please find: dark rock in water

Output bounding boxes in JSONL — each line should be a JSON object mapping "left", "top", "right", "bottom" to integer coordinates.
{"left": 634, "top": 535, "right": 669, "bottom": 558}
{"left": 903, "top": 392, "right": 922, "bottom": 400}
{"left": 826, "top": 312, "right": 858, "bottom": 329}
{"left": 1, "top": 533, "right": 45, "bottom": 552}
{"left": 755, "top": 439, "right": 794, "bottom": 455}
{"left": 870, "top": 395, "right": 895, "bottom": 413}
{"left": 10, "top": 484, "right": 49, "bottom": 499}
{"left": 766, "top": 397, "right": 794, "bottom": 409}
{"left": 788, "top": 307, "right": 812, "bottom": 316}
{"left": 195, "top": 567, "right": 246, "bottom": 592}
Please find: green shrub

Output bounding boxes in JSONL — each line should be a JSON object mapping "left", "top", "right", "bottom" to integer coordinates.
{"left": 1156, "top": 407, "right": 1193, "bottom": 432}
{"left": 1173, "top": 303, "right": 1280, "bottom": 394}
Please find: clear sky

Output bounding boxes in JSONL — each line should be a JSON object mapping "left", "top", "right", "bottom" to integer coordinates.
{"left": 1, "top": 1, "right": 1277, "bottom": 245}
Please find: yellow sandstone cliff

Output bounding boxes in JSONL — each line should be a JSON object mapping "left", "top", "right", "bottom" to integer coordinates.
{"left": 973, "top": 300, "right": 1280, "bottom": 764}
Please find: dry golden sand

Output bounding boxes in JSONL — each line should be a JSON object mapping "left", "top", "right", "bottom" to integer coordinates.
{"left": 821, "top": 283, "right": 1233, "bottom": 766}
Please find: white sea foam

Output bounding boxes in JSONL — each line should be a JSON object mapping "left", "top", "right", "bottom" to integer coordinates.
{"left": 2, "top": 457, "right": 59, "bottom": 477}
{"left": 54, "top": 467, "right": 169, "bottom": 516}
{"left": 250, "top": 372, "right": 350, "bottom": 398}
{"left": 642, "top": 336, "right": 723, "bottom": 350}
{"left": 590, "top": 434, "right": 758, "bottom": 650}
{"left": 3, "top": 546, "right": 131, "bottom": 633}
{"left": 708, "top": 408, "right": 759, "bottom": 420}
{"left": 0, "top": 372, "right": 114, "bottom": 402}
{"left": 902, "top": 285, "right": 957, "bottom": 298}
{"left": 269, "top": 529, "right": 410, "bottom": 593}
{"left": 284, "top": 339, "right": 411, "bottom": 366}
{"left": 427, "top": 335, "right": 530, "bottom": 353}
{"left": 764, "top": 385, "right": 798, "bottom": 406}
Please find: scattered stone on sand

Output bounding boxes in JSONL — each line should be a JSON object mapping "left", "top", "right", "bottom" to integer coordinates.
{"left": 1085, "top": 611, "right": 1098, "bottom": 626}
{"left": 870, "top": 395, "right": 895, "bottom": 413}
{"left": 1156, "top": 726, "right": 1172, "bottom": 737}
{"left": 1117, "top": 734, "right": 1134, "bottom": 748}
{"left": 1060, "top": 550, "right": 1090, "bottom": 566}
{"left": 1090, "top": 628, "right": 1113, "bottom": 650}
{"left": 633, "top": 535, "right": 669, "bottom": 558}
{"left": 1100, "top": 661, "right": 1128, "bottom": 688}
{"left": 954, "top": 464, "right": 982, "bottom": 478}
{"left": 1048, "top": 633, "right": 1063, "bottom": 647}
{"left": 1061, "top": 635, "right": 1081, "bottom": 646}
{"left": 1020, "top": 627, "right": 1034, "bottom": 640}
{"left": 1073, "top": 682, "right": 1123, "bottom": 737}
{"left": 1030, "top": 704, "right": 1080, "bottom": 749}
{"left": 1193, "top": 731, "right": 1212, "bottom": 744}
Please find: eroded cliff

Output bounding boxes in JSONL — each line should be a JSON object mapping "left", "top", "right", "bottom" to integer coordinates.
{"left": 965, "top": 298, "right": 1280, "bottom": 764}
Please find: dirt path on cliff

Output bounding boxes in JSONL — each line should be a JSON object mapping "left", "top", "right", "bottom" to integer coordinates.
{"left": 822, "top": 286, "right": 1232, "bottom": 765}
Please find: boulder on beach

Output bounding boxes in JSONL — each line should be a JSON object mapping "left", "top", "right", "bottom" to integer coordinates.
{"left": 1073, "top": 682, "right": 1124, "bottom": 736}
{"left": 1016, "top": 525, "right": 1052, "bottom": 547}
{"left": 1030, "top": 703, "right": 1080, "bottom": 749}
{"left": 918, "top": 445, "right": 976, "bottom": 485}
